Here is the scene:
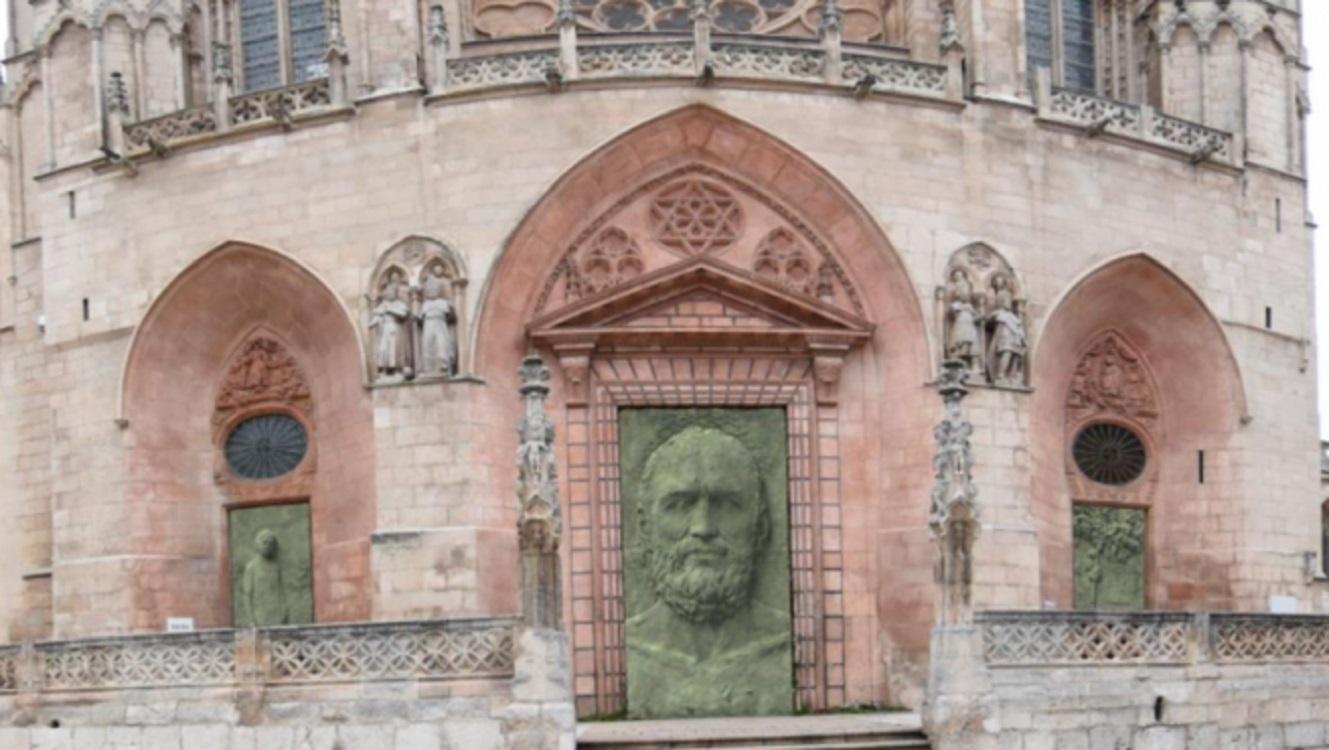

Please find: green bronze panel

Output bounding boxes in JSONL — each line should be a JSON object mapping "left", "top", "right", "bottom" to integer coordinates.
{"left": 1073, "top": 504, "right": 1145, "bottom": 611}
{"left": 228, "top": 503, "right": 314, "bottom": 627}
{"left": 619, "top": 408, "right": 794, "bottom": 719}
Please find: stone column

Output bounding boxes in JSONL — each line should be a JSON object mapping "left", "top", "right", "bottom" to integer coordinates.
{"left": 939, "top": 0, "right": 963, "bottom": 99}
{"left": 928, "top": 359, "right": 978, "bottom": 628}
{"left": 557, "top": 0, "right": 578, "bottom": 80}
{"left": 428, "top": 4, "right": 449, "bottom": 94}
{"left": 516, "top": 352, "right": 562, "bottom": 630}
{"left": 506, "top": 352, "right": 575, "bottom": 748}
{"left": 325, "top": 0, "right": 350, "bottom": 105}
{"left": 819, "top": 0, "right": 842, "bottom": 85}
{"left": 212, "top": 41, "right": 234, "bottom": 131}
{"left": 692, "top": 0, "right": 711, "bottom": 76}
{"left": 105, "top": 71, "right": 130, "bottom": 156}
{"left": 921, "top": 359, "right": 990, "bottom": 748}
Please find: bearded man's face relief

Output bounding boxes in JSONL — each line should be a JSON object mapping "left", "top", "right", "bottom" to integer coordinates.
{"left": 640, "top": 427, "right": 768, "bottom": 623}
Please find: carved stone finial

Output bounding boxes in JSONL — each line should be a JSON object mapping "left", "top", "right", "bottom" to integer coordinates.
{"left": 428, "top": 4, "right": 449, "bottom": 46}
{"left": 107, "top": 71, "right": 130, "bottom": 114}
{"left": 325, "top": 0, "right": 349, "bottom": 61}
{"left": 212, "top": 41, "right": 233, "bottom": 84}
{"left": 690, "top": 0, "right": 711, "bottom": 22}
{"left": 517, "top": 351, "right": 562, "bottom": 629}
{"left": 818, "top": 0, "right": 841, "bottom": 34}
{"left": 555, "top": 0, "right": 576, "bottom": 29}
{"left": 939, "top": 0, "right": 962, "bottom": 54}
{"left": 930, "top": 359, "right": 978, "bottom": 625}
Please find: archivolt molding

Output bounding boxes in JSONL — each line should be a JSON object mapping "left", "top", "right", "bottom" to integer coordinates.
{"left": 117, "top": 240, "right": 367, "bottom": 423}
{"left": 533, "top": 163, "right": 866, "bottom": 320}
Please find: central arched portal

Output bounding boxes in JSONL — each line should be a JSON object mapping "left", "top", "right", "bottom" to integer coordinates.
{"left": 476, "top": 106, "right": 931, "bottom": 717}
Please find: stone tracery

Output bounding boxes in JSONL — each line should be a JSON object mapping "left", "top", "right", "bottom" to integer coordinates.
{"left": 534, "top": 165, "right": 863, "bottom": 317}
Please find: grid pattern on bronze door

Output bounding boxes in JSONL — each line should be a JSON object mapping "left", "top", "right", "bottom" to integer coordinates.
{"left": 563, "top": 353, "right": 845, "bottom": 716}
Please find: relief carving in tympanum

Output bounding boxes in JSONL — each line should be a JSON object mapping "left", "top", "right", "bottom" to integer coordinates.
{"left": 620, "top": 409, "right": 793, "bottom": 719}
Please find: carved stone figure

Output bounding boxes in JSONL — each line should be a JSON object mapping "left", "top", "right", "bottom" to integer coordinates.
{"left": 929, "top": 360, "right": 978, "bottom": 626}
{"left": 418, "top": 265, "right": 457, "bottom": 377}
{"left": 517, "top": 353, "right": 562, "bottom": 629}
{"left": 240, "top": 529, "right": 289, "bottom": 627}
{"left": 1066, "top": 333, "right": 1159, "bottom": 423}
{"left": 371, "top": 270, "right": 412, "bottom": 378}
{"left": 229, "top": 503, "right": 314, "bottom": 628}
{"left": 985, "top": 276, "right": 1027, "bottom": 386}
{"left": 944, "top": 269, "right": 981, "bottom": 372}
{"left": 623, "top": 413, "right": 793, "bottom": 718}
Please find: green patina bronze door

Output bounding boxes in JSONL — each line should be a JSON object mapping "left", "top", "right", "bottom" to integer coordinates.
{"left": 1073, "top": 504, "right": 1146, "bottom": 610}
{"left": 228, "top": 502, "right": 315, "bottom": 627}
{"left": 619, "top": 408, "right": 794, "bottom": 719}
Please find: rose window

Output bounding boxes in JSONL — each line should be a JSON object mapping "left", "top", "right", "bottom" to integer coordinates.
{"left": 225, "top": 414, "right": 309, "bottom": 480}
{"left": 1072, "top": 423, "right": 1147, "bottom": 486}
{"left": 649, "top": 180, "right": 743, "bottom": 256}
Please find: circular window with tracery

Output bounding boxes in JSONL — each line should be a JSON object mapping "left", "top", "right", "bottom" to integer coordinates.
{"left": 225, "top": 414, "right": 308, "bottom": 480}
{"left": 1072, "top": 423, "right": 1147, "bottom": 486}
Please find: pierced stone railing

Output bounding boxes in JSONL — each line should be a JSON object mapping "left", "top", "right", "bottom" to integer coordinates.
{"left": 1212, "top": 614, "right": 1329, "bottom": 661}
{"left": 124, "top": 105, "right": 219, "bottom": 149}
{"left": 447, "top": 49, "right": 563, "bottom": 91}
{"left": 442, "top": 38, "right": 949, "bottom": 99}
{"left": 1036, "top": 81, "right": 1236, "bottom": 165}
{"left": 230, "top": 78, "right": 334, "bottom": 126}
{"left": 980, "top": 611, "right": 1192, "bottom": 665}
{"left": 0, "top": 618, "right": 515, "bottom": 694}
{"left": 980, "top": 611, "right": 1329, "bottom": 667}
{"left": 841, "top": 52, "right": 949, "bottom": 97}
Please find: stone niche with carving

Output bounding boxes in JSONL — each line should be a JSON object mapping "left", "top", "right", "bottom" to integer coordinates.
{"left": 212, "top": 332, "right": 317, "bottom": 502}
{"left": 366, "top": 236, "right": 468, "bottom": 384}
{"left": 936, "top": 243, "right": 1030, "bottom": 388}
{"left": 1064, "top": 330, "right": 1161, "bottom": 504}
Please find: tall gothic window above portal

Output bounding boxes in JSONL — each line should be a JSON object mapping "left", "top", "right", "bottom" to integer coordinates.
{"left": 1025, "top": 0, "right": 1097, "bottom": 93}
{"left": 239, "top": 0, "right": 328, "bottom": 92}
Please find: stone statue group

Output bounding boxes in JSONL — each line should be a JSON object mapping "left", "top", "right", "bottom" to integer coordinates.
{"left": 370, "top": 264, "right": 458, "bottom": 380}
{"left": 943, "top": 268, "right": 1028, "bottom": 387}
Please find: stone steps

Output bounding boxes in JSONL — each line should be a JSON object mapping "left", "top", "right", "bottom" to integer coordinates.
{"left": 577, "top": 712, "right": 930, "bottom": 750}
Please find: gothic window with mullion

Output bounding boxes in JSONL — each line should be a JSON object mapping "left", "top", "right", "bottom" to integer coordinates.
{"left": 238, "top": 0, "right": 328, "bottom": 92}
{"left": 1025, "top": 0, "right": 1096, "bottom": 93}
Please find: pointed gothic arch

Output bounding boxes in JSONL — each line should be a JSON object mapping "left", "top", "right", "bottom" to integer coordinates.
{"left": 473, "top": 104, "right": 933, "bottom": 715}
{"left": 113, "top": 241, "right": 374, "bottom": 635}
{"left": 1030, "top": 251, "right": 1246, "bottom": 611}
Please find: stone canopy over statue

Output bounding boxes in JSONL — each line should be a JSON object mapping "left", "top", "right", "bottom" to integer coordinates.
{"left": 938, "top": 244, "right": 1029, "bottom": 388}
{"left": 619, "top": 409, "right": 794, "bottom": 719}
{"left": 366, "top": 238, "right": 467, "bottom": 383}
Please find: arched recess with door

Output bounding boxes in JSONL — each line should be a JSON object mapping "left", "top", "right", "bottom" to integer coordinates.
{"left": 474, "top": 104, "right": 936, "bottom": 715}
{"left": 1029, "top": 253, "right": 1246, "bottom": 612}
{"left": 115, "top": 241, "right": 375, "bottom": 634}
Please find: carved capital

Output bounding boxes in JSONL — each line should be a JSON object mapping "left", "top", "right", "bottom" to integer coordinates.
{"left": 809, "top": 340, "right": 850, "bottom": 405}
{"left": 550, "top": 341, "right": 594, "bottom": 406}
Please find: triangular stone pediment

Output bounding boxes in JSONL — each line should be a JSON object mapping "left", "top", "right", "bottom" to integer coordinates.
{"left": 527, "top": 257, "right": 873, "bottom": 350}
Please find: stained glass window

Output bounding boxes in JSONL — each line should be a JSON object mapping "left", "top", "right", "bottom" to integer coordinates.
{"left": 240, "top": 0, "right": 281, "bottom": 92}
{"left": 1062, "top": 0, "right": 1096, "bottom": 92}
{"left": 1025, "top": 0, "right": 1053, "bottom": 88}
{"left": 289, "top": 0, "right": 328, "bottom": 83}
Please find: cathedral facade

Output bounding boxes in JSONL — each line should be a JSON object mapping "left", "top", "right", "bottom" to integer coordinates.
{"left": 0, "top": 0, "right": 1321, "bottom": 747}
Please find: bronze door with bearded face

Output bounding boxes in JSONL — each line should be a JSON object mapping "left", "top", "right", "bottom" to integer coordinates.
{"left": 228, "top": 502, "right": 315, "bottom": 627}
{"left": 619, "top": 408, "right": 794, "bottom": 719}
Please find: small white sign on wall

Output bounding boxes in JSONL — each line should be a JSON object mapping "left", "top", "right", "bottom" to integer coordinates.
{"left": 1268, "top": 595, "right": 1299, "bottom": 614}
{"left": 165, "top": 617, "right": 196, "bottom": 633}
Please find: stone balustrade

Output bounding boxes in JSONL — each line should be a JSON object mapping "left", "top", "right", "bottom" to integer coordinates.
{"left": 1036, "top": 74, "right": 1237, "bottom": 166}
{"left": 0, "top": 617, "right": 516, "bottom": 694}
{"left": 120, "top": 78, "right": 338, "bottom": 156}
{"left": 979, "top": 610, "right": 1329, "bottom": 666}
